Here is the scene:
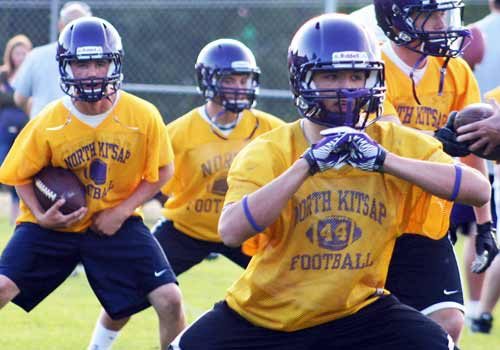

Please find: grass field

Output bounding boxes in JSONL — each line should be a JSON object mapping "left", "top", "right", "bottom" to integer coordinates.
{"left": 0, "top": 218, "right": 498, "bottom": 349}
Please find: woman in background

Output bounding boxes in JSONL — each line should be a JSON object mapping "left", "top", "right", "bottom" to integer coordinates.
{"left": 0, "top": 34, "right": 32, "bottom": 225}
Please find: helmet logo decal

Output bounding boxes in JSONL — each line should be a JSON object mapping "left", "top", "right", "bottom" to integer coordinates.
{"left": 332, "top": 51, "right": 368, "bottom": 62}
{"left": 76, "top": 46, "right": 103, "bottom": 58}
{"left": 231, "top": 60, "right": 252, "bottom": 69}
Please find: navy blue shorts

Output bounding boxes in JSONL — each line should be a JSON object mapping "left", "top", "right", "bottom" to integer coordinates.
{"left": 386, "top": 234, "right": 464, "bottom": 315}
{"left": 170, "top": 295, "right": 455, "bottom": 350}
{"left": 152, "top": 219, "right": 250, "bottom": 275}
{"left": 0, "top": 217, "right": 176, "bottom": 319}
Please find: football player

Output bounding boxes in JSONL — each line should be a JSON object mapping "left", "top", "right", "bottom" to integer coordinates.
{"left": 169, "top": 14, "right": 490, "bottom": 350}
{"left": 373, "top": 0, "right": 498, "bottom": 342}
{"left": 87, "top": 39, "right": 284, "bottom": 350}
{"left": 0, "top": 17, "right": 186, "bottom": 349}
{"left": 458, "top": 87, "right": 500, "bottom": 334}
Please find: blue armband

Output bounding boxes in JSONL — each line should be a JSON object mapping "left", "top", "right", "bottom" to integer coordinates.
{"left": 242, "top": 195, "right": 264, "bottom": 232}
{"left": 450, "top": 164, "right": 462, "bottom": 201}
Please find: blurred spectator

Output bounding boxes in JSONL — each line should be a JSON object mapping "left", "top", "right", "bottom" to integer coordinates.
{"left": 469, "top": 0, "right": 500, "bottom": 97}
{"left": 13, "top": 1, "right": 92, "bottom": 118}
{"left": 0, "top": 34, "right": 32, "bottom": 225}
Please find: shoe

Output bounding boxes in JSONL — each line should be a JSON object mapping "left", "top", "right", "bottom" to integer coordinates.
{"left": 470, "top": 312, "right": 493, "bottom": 334}
{"left": 205, "top": 253, "right": 220, "bottom": 261}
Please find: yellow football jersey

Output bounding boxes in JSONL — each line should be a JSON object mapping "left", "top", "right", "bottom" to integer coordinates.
{"left": 161, "top": 107, "right": 284, "bottom": 242}
{"left": 383, "top": 54, "right": 480, "bottom": 130}
{"left": 485, "top": 86, "right": 500, "bottom": 102}
{"left": 224, "top": 120, "right": 453, "bottom": 331}
{"left": 0, "top": 91, "right": 173, "bottom": 232}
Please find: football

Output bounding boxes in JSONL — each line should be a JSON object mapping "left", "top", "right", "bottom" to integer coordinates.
{"left": 33, "top": 167, "right": 86, "bottom": 214}
{"left": 454, "top": 103, "right": 500, "bottom": 160}
{"left": 461, "top": 25, "right": 485, "bottom": 70}
{"left": 454, "top": 103, "right": 494, "bottom": 130}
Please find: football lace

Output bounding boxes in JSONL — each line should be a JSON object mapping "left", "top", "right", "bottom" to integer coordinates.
{"left": 35, "top": 178, "right": 58, "bottom": 202}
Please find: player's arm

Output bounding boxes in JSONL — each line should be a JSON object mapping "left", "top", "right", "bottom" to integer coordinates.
{"left": 16, "top": 182, "right": 87, "bottom": 229}
{"left": 383, "top": 153, "right": 490, "bottom": 207}
{"left": 219, "top": 158, "right": 310, "bottom": 247}
{"left": 92, "top": 163, "right": 174, "bottom": 235}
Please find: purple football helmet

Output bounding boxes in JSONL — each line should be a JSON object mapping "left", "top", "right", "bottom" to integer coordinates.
{"left": 374, "top": 0, "right": 470, "bottom": 57}
{"left": 57, "top": 17, "right": 123, "bottom": 102}
{"left": 195, "top": 39, "right": 260, "bottom": 113}
{"left": 288, "top": 14, "right": 385, "bottom": 129}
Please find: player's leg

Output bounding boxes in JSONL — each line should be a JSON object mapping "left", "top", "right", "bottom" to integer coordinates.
{"left": 386, "top": 234, "right": 464, "bottom": 342}
{"left": 314, "top": 295, "right": 456, "bottom": 350}
{"left": 0, "top": 274, "right": 19, "bottom": 308}
{"left": 450, "top": 203, "right": 484, "bottom": 324}
{"left": 218, "top": 244, "right": 252, "bottom": 268}
{"left": 148, "top": 283, "right": 186, "bottom": 348}
{"left": 82, "top": 217, "right": 186, "bottom": 350}
{"left": 152, "top": 219, "right": 211, "bottom": 275}
{"left": 87, "top": 218, "right": 209, "bottom": 350}
{"left": 170, "top": 301, "right": 312, "bottom": 350}
{"left": 471, "top": 253, "right": 500, "bottom": 333}
{"left": 0, "top": 223, "right": 80, "bottom": 311}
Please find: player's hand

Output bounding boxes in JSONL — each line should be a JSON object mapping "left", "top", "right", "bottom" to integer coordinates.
{"left": 321, "top": 127, "right": 386, "bottom": 172}
{"left": 91, "top": 206, "right": 130, "bottom": 236}
{"left": 302, "top": 133, "right": 350, "bottom": 175}
{"left": 471, "top": 221, "right": 499, "bottom": 274}
{"left": 36, "top": 198, "right": 88, "bottom": 229}
{"left": 434, "top": 111, "right": 471, "bottom": 157}
{"left": 456, "top": 100, "right": 500, "bottom": 155}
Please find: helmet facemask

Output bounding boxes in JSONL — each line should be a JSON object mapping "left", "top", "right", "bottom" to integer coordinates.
{"left": 395, "top": 0, "right": 470, "bottom": 58}
{"left": 293, "top": 59, "right": 385, "bottom": 130}
{"left": 59, "top": 52, "right": 123, "bottom": 103}
{"left": 199, "top": 67, "right": 260, "bottom": 114}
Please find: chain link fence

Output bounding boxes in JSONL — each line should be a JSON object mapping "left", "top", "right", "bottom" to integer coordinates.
{"left": 0, "top": 0, "right": 490, "bottom": 122}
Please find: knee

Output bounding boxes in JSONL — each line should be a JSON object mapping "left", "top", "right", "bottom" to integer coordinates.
{"left": 430, "top": 309, "right": 464, "bottom": 342}
{"left": 0, "top": 275, "right": 19, "bottom": 305}
{"left": 150, "top": 283, "right": 184, "bottom": 315}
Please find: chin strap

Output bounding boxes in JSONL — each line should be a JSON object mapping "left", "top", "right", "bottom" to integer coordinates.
{"left": 409, "top": 53, "right": 428, "bottom": 105}
{"left": 438, "top": 56, "right": 451, "bottom": 97}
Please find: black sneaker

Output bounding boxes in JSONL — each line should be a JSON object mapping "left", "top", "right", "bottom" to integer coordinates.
{"left": 205, "top": 252, "right": 220, "bottom": 261}
{"left": 470, "top": 312, "right": 493, "bottom": 334}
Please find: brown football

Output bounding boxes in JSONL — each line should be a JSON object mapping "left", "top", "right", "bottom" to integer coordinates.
{"left": 33, "top": 167, "right": 86, "bottom": 214}
{"left": 454, "top": 103, "right": 500, "bottom": 160}
{"left": 454, "top": 103, "right": 494, "bottom": 130}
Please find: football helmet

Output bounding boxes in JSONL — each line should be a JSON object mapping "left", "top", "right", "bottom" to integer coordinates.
{"left": 374, "top": 0, "right": 470, "bottom": 57}
{"left": 288, "top": 13, "right": 385, "bottom": 129}
{"left": 57, "top": 16, "right": 123, "bottom": 102}
{"left": 195, "top": 39, "right": 260, "bottom": 113}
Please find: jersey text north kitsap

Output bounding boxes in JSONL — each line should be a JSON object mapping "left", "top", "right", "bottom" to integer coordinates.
{"left": 0, "top": 91, "right": 173, "bottom": 232}
{"left": 224, "top": 120, "right": 453, "bottom": 331}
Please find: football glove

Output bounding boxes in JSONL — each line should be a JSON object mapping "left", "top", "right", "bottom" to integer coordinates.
{"left": 434, "top": 111, "right": 471, "bottom": 157}
{"left": 321, "top": 127, "right": 387, "bottom": 172}
{"left": 302, "top": 133, "right": 350, "bottom": 175}
{"left": 471, "top": 221, "right": 499, "bottom": 274}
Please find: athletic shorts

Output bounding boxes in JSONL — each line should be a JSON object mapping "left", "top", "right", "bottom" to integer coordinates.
{"left": 0, "top": 217, "right": 176, "bottom": 319}
{"left": 170, "top": 295, "right": 455, "bottom": 350}
{"left": 152, "top": 219, "right": 251, "bottom": 275}
{"left": 386, "top": 234, "right": 464, "bottom": 315}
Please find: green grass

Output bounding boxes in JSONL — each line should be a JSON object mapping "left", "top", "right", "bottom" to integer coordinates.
{"left": 0, "top": 219, "right": 498, "bottom": 349}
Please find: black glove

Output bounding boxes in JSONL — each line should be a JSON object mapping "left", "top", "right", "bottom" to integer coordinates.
{"left": 434, "top": 112, "right": 471, "bottom": 157}
{"left": 471, "top": 221, "right": 499, "bottom": 273}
